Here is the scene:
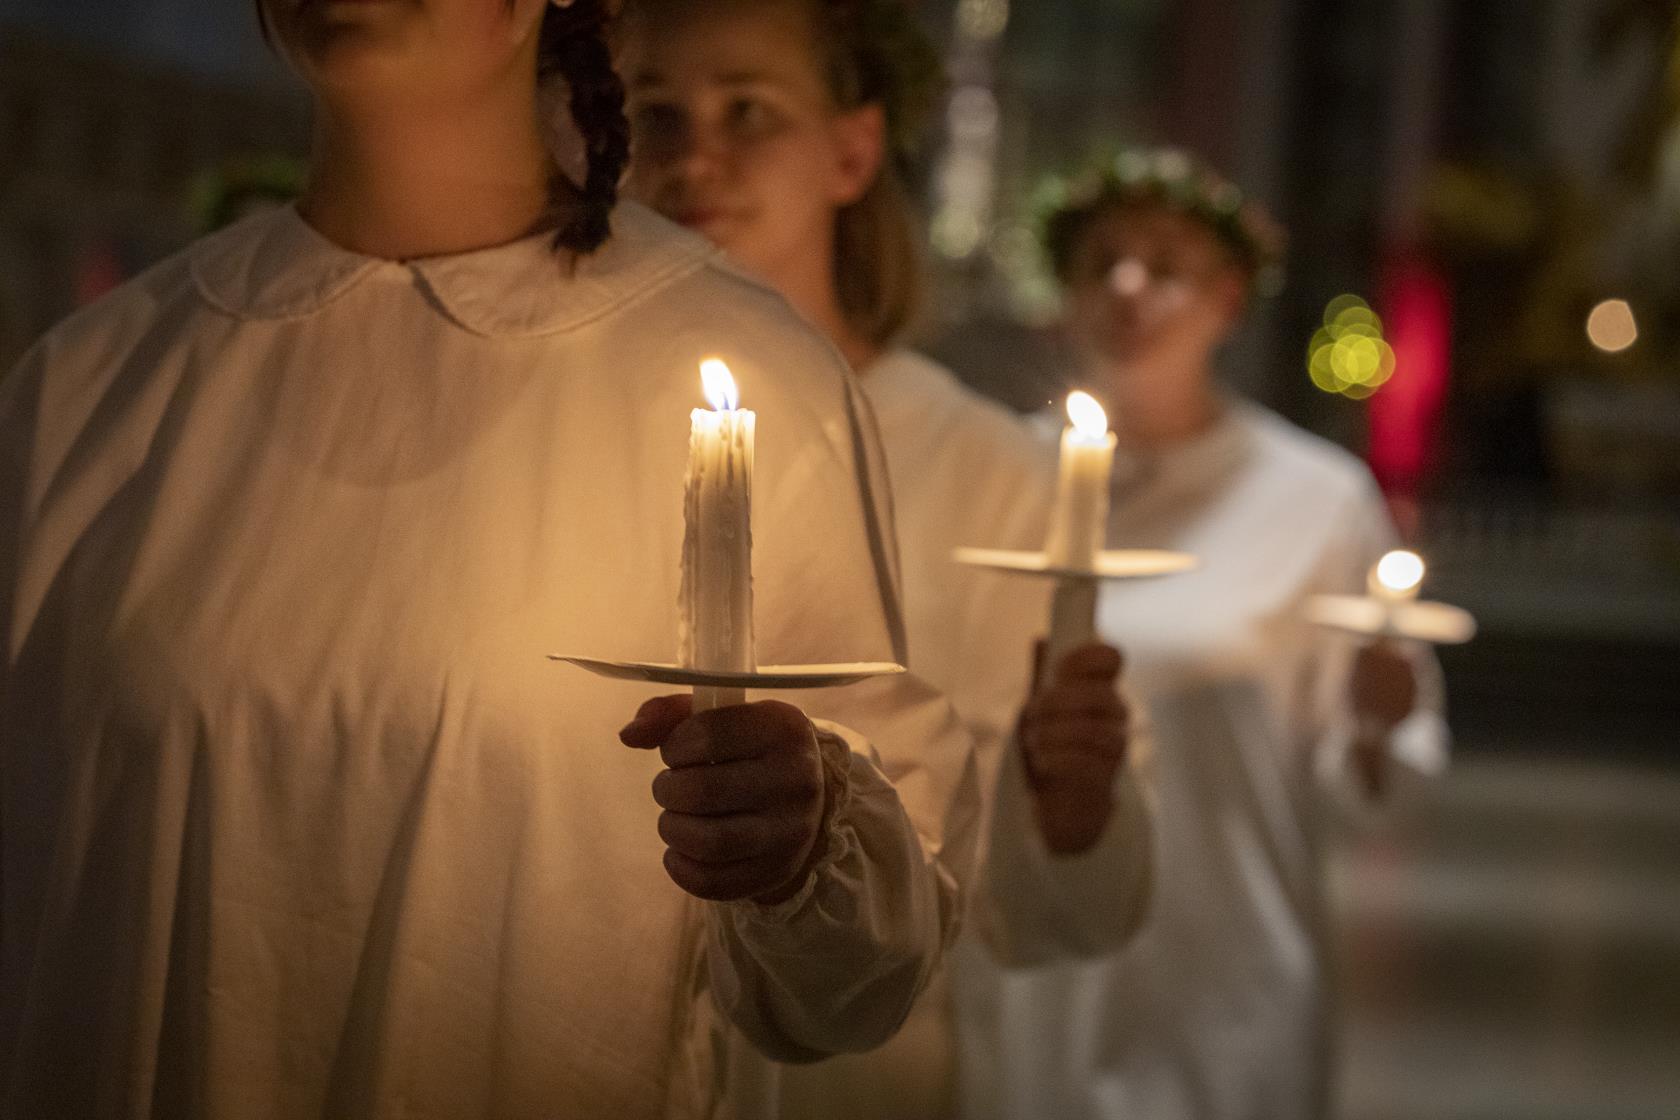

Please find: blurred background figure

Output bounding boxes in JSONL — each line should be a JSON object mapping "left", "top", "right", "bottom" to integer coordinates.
{"left": 2, "top": 1, "right": 1678, "bottom": 1118}
{"left": 951, "top": 149, "right": 1446, "bottom": 1120}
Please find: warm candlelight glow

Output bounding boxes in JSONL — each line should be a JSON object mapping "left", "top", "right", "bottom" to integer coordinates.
{"left": 1066, "top": 390, "right": 1109, "bottom": 443}
{"left": 1585, "top": 299, "right": 1637, "bottom": 353}
{"left": 700, "top": 358, "right": 740, "bottom": 411}
{"left": 684, "top": 357, "right": 755, "bottom": 710}
{"left": 1375, "top": 549, "right": 1425, "bottom": 596}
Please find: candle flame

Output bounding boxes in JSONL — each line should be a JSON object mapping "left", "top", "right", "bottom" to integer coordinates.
{"left": 1066, "top": 390, "right": 1109, "bottom": 439}
{"left": 1375, "top": 549, "right": 1425, "bottom": 594}
{"left": 701, "top": 358, "right": 740, "bottom": 411}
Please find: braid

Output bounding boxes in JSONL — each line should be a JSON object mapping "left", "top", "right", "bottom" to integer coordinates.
{"left": 538, "top": 0, "right": 630, "bottom": 254}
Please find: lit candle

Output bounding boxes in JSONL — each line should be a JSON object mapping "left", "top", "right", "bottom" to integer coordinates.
{"left": 679, "top": 358, "right": 755, "bottom": 711}
{"left": 1357, "top": 549, "right": 1425, "bottom": 742}
{"left": 1043, "top": 391, "right": 1117, "bottom": 669}
{"left": 1369, "top": 549, "right": 1425, "bottom": 608}
{"left": 1045, "top": 391, "right": 1118, "bottom": 569}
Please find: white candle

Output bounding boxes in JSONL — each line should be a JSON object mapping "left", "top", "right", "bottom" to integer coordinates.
{"left": 679, "top": 358, "right": 755, "bottom": 711}
{"left": 1369, "top": 549, "right": 1424, "bottom": 606}
{"left": 1043, "top": 391, "right": 1116, "bottom": 670}
{"left": 1045, "top": 391, "right": 1118, "bottom": 570}
{"left": 1357, "top": 549, "right": 1424, "bottom": 740}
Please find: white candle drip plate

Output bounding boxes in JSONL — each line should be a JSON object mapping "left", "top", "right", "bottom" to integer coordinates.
{"left": 549, "top": 657, "right": 905, "bottom": 689}
{"left": 1303, "top": 594, "right": 1478, "bottom": 645}
{"left": 953, "top": 547, "right": 1198, "bottom": 581}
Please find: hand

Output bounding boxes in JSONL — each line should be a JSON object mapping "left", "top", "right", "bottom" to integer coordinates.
{"left": 1348, "top": 641, "right": 1418, "bottom": 800}
{"left": 1019, "top": 642, "right": 1131, "bottom": 855}
{"left": 620, "top": 695, "right": 828, "bottom": 904}
{"left": 1350, "top": 640, "right": 1418, "bottom": 727}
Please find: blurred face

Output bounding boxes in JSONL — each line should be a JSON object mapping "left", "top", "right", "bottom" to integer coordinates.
{"left": 618, "top": 0, "right": 882, "bottom": 284}
{"left": 1061, "top": 203, "right": 1247, "bottom": 380}
{"left": 259, "top": 0, "right": 546, "bottom": 106}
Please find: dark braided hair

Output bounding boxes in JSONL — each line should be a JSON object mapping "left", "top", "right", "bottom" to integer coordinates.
{"left": 535, "top": 0, "right": 632, "bottom": 255}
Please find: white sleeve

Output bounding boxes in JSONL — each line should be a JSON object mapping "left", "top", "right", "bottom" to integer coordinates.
{"left": 971, "top": 692, "right": 1156, "bottom": 967}
{"left": 1310, "top": 479, "right": 1451, "bottom": 825}
{"left": 1314, "top": 644, "right": 1449, "bottom": 826}
{"left": 704, "top": 712, "right": 964, "bottom": 1061}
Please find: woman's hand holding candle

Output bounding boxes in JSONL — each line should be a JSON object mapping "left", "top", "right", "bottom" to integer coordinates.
{"left": 1347, "top": 641, "right": 1420, "bottom": 799}
{"left": 1018, "top": 643, "right": 1132, "bottom": 855}
{"left": 1347, "top": 548, "right": 1426, "bottom": 798}
{"left": 621, "top": 695, "right": 830, "bottom": 904}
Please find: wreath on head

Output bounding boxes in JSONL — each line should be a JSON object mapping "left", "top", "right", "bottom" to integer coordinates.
{"left": 1039, "top": 147, "right": 1288, "bottom": 296}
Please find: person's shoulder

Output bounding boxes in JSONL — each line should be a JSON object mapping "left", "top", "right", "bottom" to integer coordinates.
{"left": 868, "top": 350, "right": 1048, "bottom": 468}
{"left": 600, "top": 203, "right": 854, "bottom": 395}
{"left": 7, "top": 237, "right": 204, "bottom": 398}
{"left": 1237, "top": 398, "right": 1377, "bottom": 504}
{"left": 600, "top": 202, "right": 781, "bottom": 323}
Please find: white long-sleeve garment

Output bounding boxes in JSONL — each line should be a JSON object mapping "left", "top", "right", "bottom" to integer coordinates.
{"left": 777, "top": 351, "right": 1155, "bottom": 1120}
{"left": 954, "top": 398, "right": 1448, "bottom": 1120}
{"left": 0, "top": 203, "right": 980, "bottom": 1120}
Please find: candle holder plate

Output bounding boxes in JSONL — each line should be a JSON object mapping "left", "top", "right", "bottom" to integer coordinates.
{"left": 549, "top": 657, "right": 905, "bottom": 689}
{"left": 1303, "top": 594, "right": 1477, "bottom": 645}
{"left": 953, "top": 547, "right": 1198, "bottom": 581}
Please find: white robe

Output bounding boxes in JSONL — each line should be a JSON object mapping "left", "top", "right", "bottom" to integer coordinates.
{"left": 777, "top": 351, "right": 1156, "bottom": 1119}
{"left": 953, "top": 398, "right": 1448, "bottom": 1120}
{"left": 0, "top": 204, "right": 980, "bottom": 1120}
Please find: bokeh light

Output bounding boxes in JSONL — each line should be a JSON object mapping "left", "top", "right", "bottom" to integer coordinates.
{"left": 1307, "top": 294, "right": 1398, "bottom": 399}
{"left": 956, "top": 0, "right": 1009, "bottom": 41}
{"left": 1585, "top": 299, "right": 1638, "bottom": 353}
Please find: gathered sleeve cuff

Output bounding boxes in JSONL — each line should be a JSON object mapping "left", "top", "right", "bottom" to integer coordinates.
{"left": 702, "top": 721, "right": 954, "bottom": 1062}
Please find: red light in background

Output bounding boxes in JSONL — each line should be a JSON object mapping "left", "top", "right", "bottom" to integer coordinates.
{"left": 1370, "top": 250, "right": 1452, "bottom": 501}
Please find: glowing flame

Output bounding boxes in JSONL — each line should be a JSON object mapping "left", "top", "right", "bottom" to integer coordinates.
{"left": 701, "top": 358, "right": 740, "bottom": 411}
{"left": 1066, "top": 390, "right": 1109, "bottom": 441}
{"left": 1375, "top": 549, "right": 1425, "bottom": 595}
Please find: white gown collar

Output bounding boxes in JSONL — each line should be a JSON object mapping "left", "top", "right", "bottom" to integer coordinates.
{"left": 1110, "top": 396, "right": 1256, "bottom": 485}
{"left": 188, "top": 200, "right": 717, "bottom": 338}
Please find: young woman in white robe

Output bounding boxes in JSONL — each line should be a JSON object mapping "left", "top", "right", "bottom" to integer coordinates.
{"left": 953, "top": 152, "right": 1449, "bottom": 1120}
{"left": 0, "top": 2, "right": 994, "bottom": 1116}
{"left": 616, "top": 4, "right": 1156, "bottom": 1117}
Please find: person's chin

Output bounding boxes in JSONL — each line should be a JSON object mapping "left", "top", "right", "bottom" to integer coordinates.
{"left": 1102, "top": 337, "right": 1154, "bottom": 369}
{"left": 282, "top": 0, "right": 423, "bottom": 80}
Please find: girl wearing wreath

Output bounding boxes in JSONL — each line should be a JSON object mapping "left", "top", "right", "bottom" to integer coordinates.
{"left": 953, "top": 150, "right": 1448, "bottom": 1120}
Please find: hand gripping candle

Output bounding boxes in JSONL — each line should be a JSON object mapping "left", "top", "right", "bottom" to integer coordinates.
{"left": 1043, "top": 391, "right": 1117, "bottom": 668}
{"left": 679, "top": 358, "right": 756, "bottom": 711}
{"left": 1355, "top": 548, "right": 1425, "bottom": 741}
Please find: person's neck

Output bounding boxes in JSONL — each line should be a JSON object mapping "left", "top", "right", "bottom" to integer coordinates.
{"left": 300, "top": 82, "right": 558, "bottom": 261}
{"left": 1101, "top": 363, "right": 1223, "bottom": 450}
{"left": 763, "top": 249, "right": 880, "bottom": 374}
